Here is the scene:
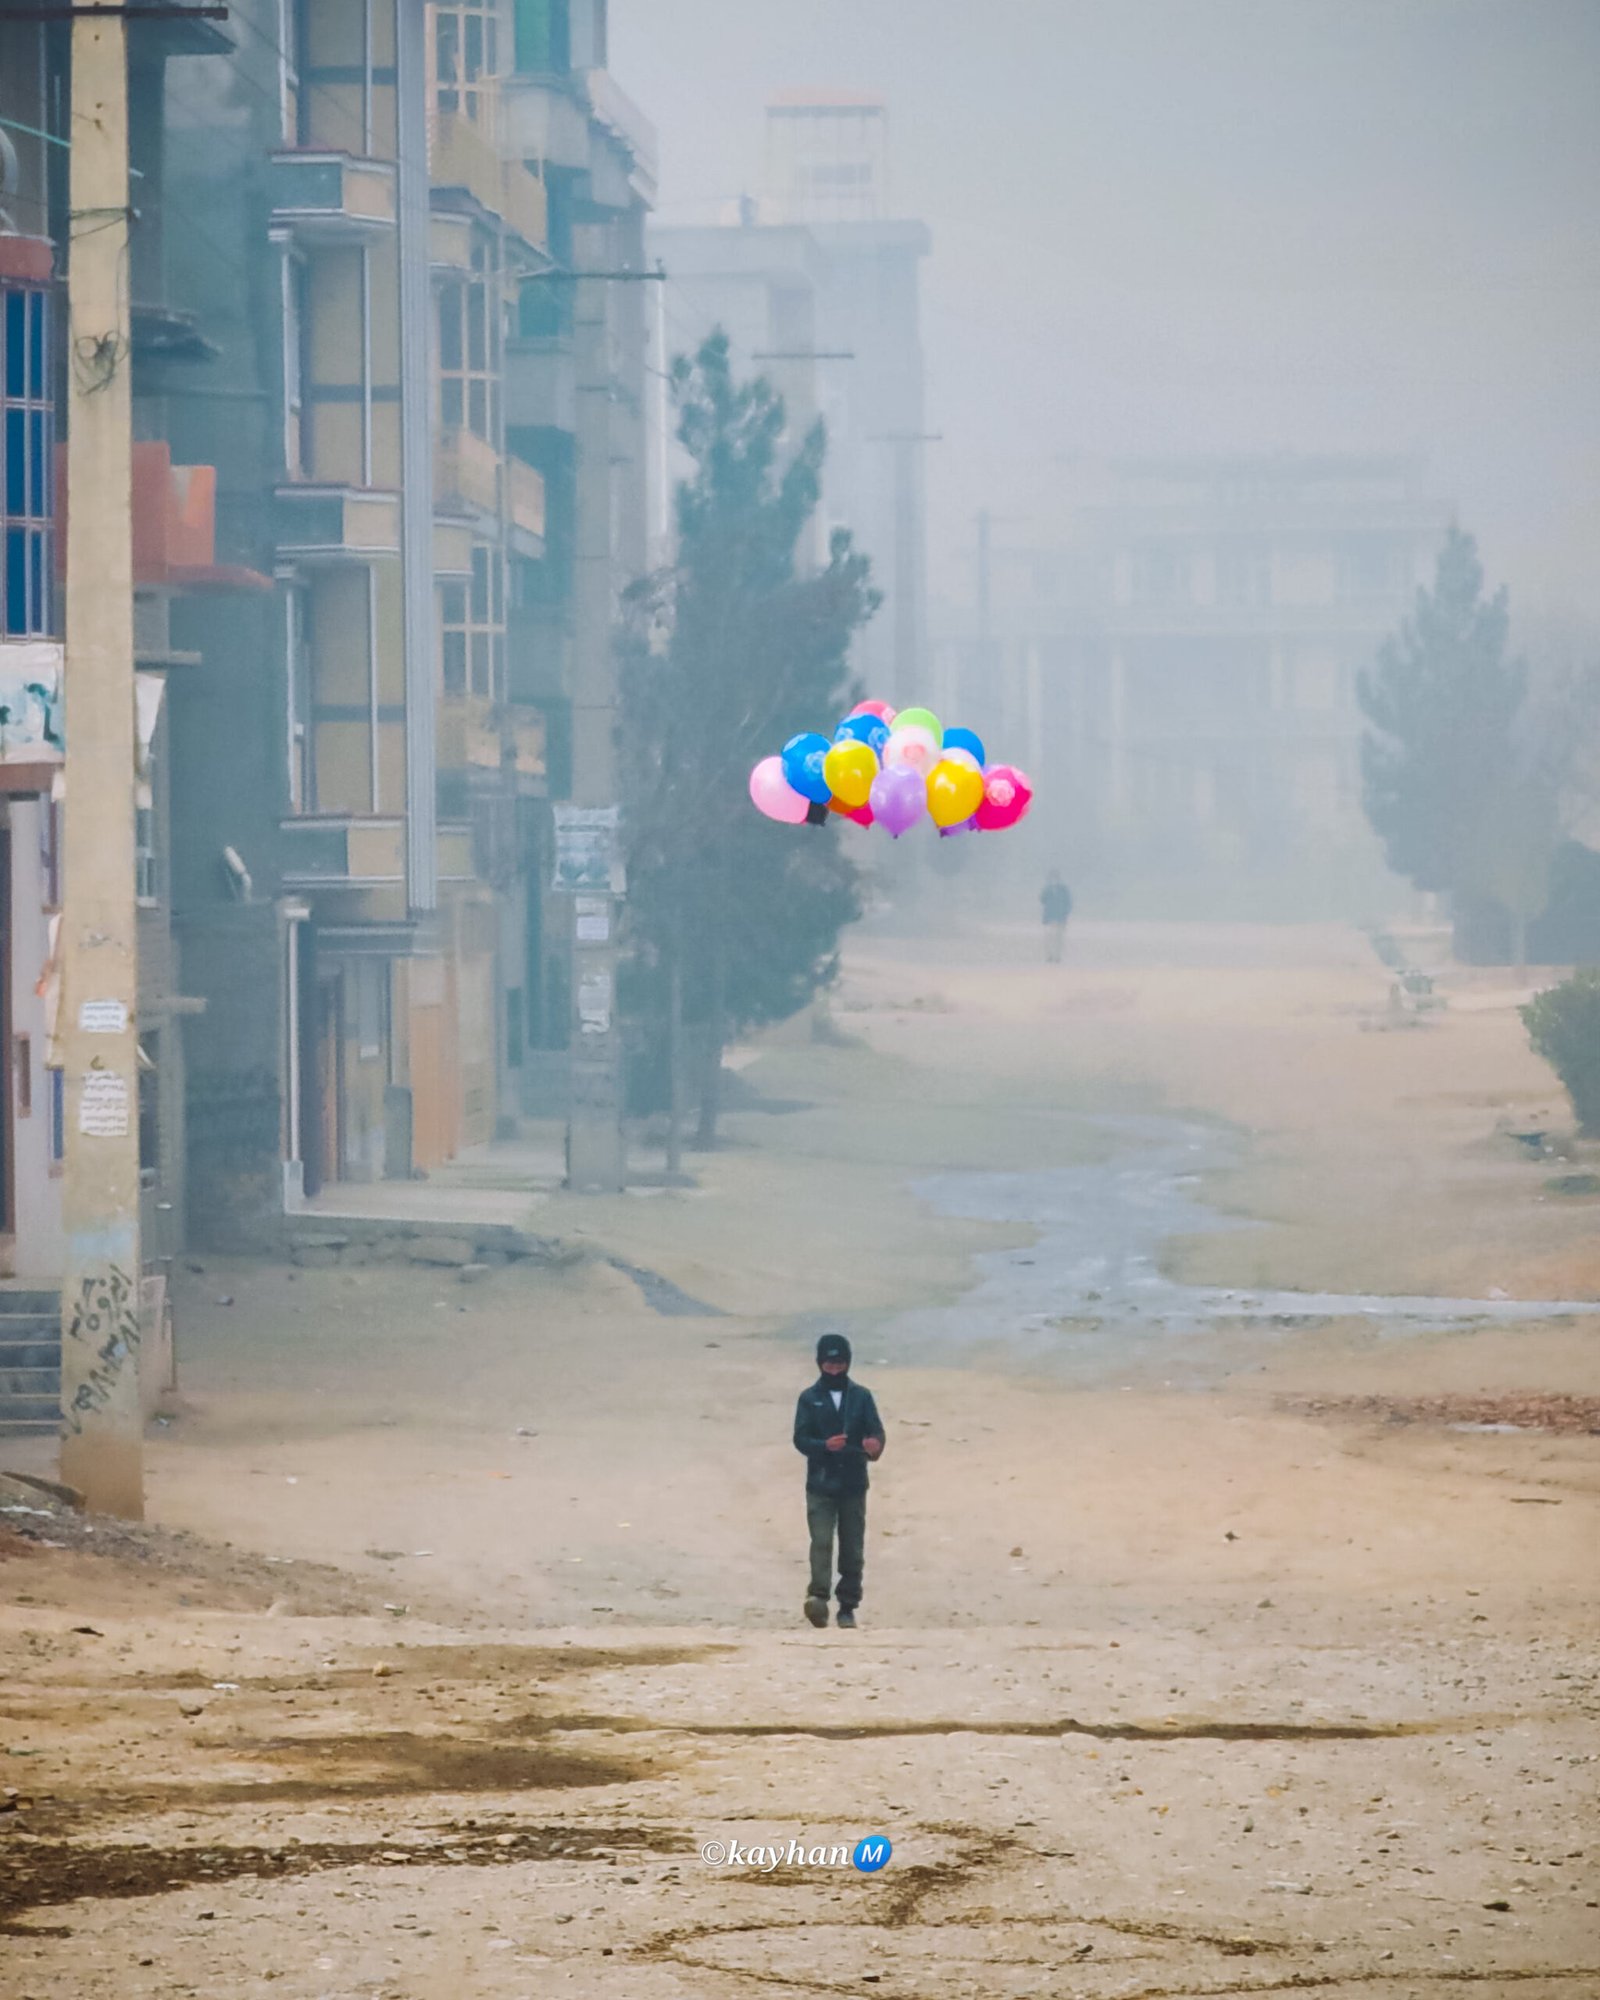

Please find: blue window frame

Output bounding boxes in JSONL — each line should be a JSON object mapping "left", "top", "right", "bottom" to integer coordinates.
{"left": 1, "top": 286, "right": 55, "bottom": 638}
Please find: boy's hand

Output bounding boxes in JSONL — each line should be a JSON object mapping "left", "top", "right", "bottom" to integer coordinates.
{"left": 862, "top": 1437, "right": 883, "bottom": 1460}
{"left": 825, "top": 1433, "right": 848, "bottom": 1452}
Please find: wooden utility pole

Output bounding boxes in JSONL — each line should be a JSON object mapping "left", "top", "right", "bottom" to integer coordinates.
{"left": 58, "top": 10, "right": 144, "bottom": 1519}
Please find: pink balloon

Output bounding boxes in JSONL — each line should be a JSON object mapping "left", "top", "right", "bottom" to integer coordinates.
{"left": 974, "top": 764, "right": 1033, "bottom": 832}
{"left": 869, "top": 764, "right": 926, "bottom": 838}
{"left": 849, "top": 699, "right": 896, "bottom": 722}
{"left": 749, "top": 755, "right": 810, "bottom": 824}
{"left": 846, "top": 802, "right": 875, "bottom": 827}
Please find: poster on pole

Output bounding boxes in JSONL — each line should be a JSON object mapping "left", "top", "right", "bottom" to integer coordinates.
{"left": 552, "top": 805, "right": 623, "bottom": 894}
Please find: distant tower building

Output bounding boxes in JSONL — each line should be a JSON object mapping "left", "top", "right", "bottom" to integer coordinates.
{"left": 653, "top": 94, "right": 928, "bottom": 700}
{"left": 764, "top": 90, "right": 891, "bottom": 224}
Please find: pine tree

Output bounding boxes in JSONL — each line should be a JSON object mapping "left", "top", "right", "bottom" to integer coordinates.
{"left": 618, "top": 332, "right": 879, "bottom": 1146}
{"left": 1359, "top": 527, "right": 1552, "bottom": 948}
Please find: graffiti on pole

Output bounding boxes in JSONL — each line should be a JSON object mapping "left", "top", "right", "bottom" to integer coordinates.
{"left": 61, "top": 1264, "right": 142, "bottom": 1436}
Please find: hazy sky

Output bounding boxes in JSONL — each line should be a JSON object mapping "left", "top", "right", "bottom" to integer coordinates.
{"left": 612, "top": 0, "right": 1600, "bottom": 622}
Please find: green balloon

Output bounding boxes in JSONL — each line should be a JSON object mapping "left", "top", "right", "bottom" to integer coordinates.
{"left": 892, "top": 706, "right": 942, "bottom": 743}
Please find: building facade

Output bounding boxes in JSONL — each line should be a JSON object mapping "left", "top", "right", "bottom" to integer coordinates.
{"left": 2, "top": 4, "right": 258, "bottom": 1285}
{"left": 931, "top": 455, "right": 1452, "bottom": 916}
{"left": 651, "top": 93, "right": 930, "bottom": 704}
{"left": 2, "top": 0, "right": 655, "bottom": 1270}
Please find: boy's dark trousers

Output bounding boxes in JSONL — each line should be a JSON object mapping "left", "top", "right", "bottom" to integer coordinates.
{"left": 807, "top": 1490, "right": 867, "bottom": 1610}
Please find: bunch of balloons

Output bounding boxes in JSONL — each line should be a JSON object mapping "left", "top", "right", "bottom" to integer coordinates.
{"left": 749, "top": 701, "right": 1033, "bottom": 840}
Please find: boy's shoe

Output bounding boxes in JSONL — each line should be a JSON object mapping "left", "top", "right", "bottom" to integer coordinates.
{"left": 836, "top": 1608, "right": 857, "bottom": 1629}
{"left": 803, "top": 1597, "right": 829, "bottom": 1628}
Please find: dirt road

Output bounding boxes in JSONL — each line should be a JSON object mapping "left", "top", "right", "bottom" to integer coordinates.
{"left": 3, "top": 923, "right": 1598, "bottom": 1998}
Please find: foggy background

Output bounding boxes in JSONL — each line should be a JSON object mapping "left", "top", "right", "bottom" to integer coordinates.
{"left": 614, "top": 0, "right": 1600, "bottom": 624}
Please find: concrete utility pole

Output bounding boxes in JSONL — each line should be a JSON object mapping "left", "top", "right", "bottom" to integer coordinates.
{"left": 58, "top": 11, "right": 143, "bottom": 1518}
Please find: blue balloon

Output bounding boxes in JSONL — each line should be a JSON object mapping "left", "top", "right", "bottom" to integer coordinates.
{"left": 835, "top": 714, "right": 889, "bottom": 753}
{"left": 943, "top": 726, "right": 987, "bottom": 766}
{"left": 782, "top": 731, "right": 832, "bottom": 804}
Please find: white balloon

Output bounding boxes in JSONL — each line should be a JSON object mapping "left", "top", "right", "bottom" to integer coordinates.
{"left": 884, "top": 724, "right": 938, "bottom": 773}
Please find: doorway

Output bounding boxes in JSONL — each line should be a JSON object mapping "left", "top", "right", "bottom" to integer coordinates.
{"left": 304, "top": 970, "right": 343, "bottom": 1197}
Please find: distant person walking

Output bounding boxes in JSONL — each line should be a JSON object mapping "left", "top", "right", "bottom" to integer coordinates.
{"left": 1040, "top": 871, "right": 1072, "bottom": 962}
{"left": 793, "top": 1333, "right": 885, "bottom": 1629}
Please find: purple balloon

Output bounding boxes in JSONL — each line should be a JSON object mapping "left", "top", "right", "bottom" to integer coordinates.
{"left": 869, "top": 764, "right": 926, "bottom": 838}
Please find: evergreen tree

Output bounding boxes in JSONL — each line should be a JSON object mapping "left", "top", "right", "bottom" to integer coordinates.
{"left": 1360, "top": 532, "right": 1560, "bottom": 952}
{"left": 618, "top": 332, "right": 879, "bottom": 1145}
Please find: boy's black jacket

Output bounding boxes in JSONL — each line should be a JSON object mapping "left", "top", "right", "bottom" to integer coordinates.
{"left": 793, "top": 1378, "right": 886, "bottom": 1497}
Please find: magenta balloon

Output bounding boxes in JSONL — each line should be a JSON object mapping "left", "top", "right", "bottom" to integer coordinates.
{"left": 749, "top": 754, "right": 810, "bottom": 824}
{"left": 869, "top": 764, "right": 926, "bottom": 838}
{"left": 973, "top": 764, "right": 1033, "bottom": 832}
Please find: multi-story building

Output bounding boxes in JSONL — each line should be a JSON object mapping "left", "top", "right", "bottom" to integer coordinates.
{"left": 651, "top": 93, "right": 930, "bottom": 701}
{"left": 2, "top": 5, "right": 260, "bottom": 1287}
{"left": 159, "top": 0, "right": 653, "bottom": 1237}
{"left": 2, "top": 2, "right": 656, "bottom": 1276}
{"left": 932, "top": 454, "right": 1452, "bottom": 915}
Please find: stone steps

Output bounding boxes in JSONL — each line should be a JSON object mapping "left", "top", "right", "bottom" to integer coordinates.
{"left": 0, "top": 1292, "right": 61, "bottom": 1437}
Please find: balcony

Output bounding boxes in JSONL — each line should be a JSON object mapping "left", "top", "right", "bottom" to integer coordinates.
{"left": 56, "top": 442, "right": 271, "bottom": 593}
{"left": 268, "top": 151, "right": 397, "bottom": 243}
{"left": 430, "top": 111, "right": 548, "bottom": 256}
{"left": 585, "top": 71, "right": 659, "bottom": 206}
{"left": 280, "top": 816, "right": 406, "bottom": 888}
{"left": 507, "top": 708, "right": 545, "bottom": 783}
{"left": 439, "top": 695, "right": 502, "bottom": 775}
{"left": 507, "top": 455, "right": 545, "bottom": 549}
{"left": 435, "top": 427, "right": 500, "bottom": 519}
{"left": 275, "top": 486, "right": 401, "bottom": 564}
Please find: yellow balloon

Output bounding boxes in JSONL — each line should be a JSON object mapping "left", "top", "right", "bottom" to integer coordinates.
{"left": 926, "top": 758, "right": 984, "bottom": 829}
{"left": 823, "top": 738, "right": 878, "bottom": 808}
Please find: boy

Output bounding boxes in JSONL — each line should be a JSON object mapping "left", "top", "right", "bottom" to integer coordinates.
{"left": 793, "top": 1332, "right": 885, "bottom": 1629}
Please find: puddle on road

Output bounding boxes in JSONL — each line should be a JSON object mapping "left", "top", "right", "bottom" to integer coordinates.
{"left": 880, "top": 1116, "right": 1596, "bottom": 1385}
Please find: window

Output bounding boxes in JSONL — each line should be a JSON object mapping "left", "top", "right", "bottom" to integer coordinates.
{"left": 49, "top": 1065, "right": 65, "bottom": 1169}
{"left": 355, "top": 959, "right": 386, "bottom": 1062}
{"left": 39, "top": 797, "right": 61, "bottom": 909}
{"left": 138, "top": 1034, "right": 160, "bottom": 1182}
{"left": 2, "top": 286, "right": 55, "bottom": 638}
{"left": 1216, "top": 544, "right": 1272, "bottom": 609}
{"left": 286, "top": 586, "right": 312, "bottom": 810}
{"left": 435, "top": 3, "right": 500, "bottom": 122}
{"left": 514, "top": 0, "right": 570, "bottom": 73}
{"left": 437, "top": 237, "right": 499, "bottom": 442}
{"left": 518, "top": 273, "right": 572, "bottom": 341}
{"left": 282, "top": 254, "right": 310, "bottom": 477}
{"left": 1129, "top": 544, "right": 1189, "bottom": 609}
{"left": 278, "top": 0, "right": 306, "bottom": 144}
{"left": 440, "top": 579, "right": 468, "bottom": 695}
{"left": 136, "top": 800, "right": 159, "bottom": 904}
{"left": 1337, "top": 537, "right": 1402, "bottom": 603}
{"left": 439, "top": 544, "right": 504, "bottom": 699}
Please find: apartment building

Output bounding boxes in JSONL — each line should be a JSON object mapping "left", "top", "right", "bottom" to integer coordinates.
{"left": 932, "top": 455, "right": 1452, "bottom": 915}
{"left": 2, "top": 1, "right": 655, "bottom": 1266}
{"left": 2, "top": 5, "right": 264, "bottom": 1284}
{"left": 651, "top": 94, "right": 929, "bottom": 701}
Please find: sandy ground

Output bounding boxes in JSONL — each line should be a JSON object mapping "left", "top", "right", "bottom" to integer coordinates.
{"left": 3, "top": 920, "right": 1598, "bottom": 1999}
